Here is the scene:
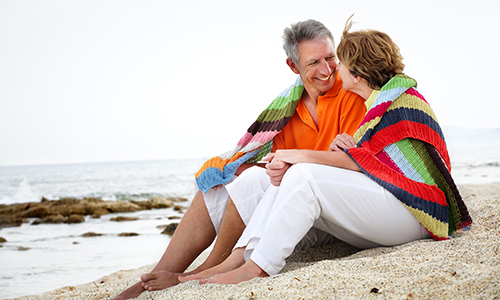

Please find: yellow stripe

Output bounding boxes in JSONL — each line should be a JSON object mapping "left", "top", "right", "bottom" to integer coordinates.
{"left": 387, "top": 94, "right": 439, "bottom": 123}
{"left": 405, "top": 204, "right": 449, "bottom": 238}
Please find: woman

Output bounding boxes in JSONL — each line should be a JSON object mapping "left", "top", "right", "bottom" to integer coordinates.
{"left": 183, "top": 17, "right": 473, "bottom": 284}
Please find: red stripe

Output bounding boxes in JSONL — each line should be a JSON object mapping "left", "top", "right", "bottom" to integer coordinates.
{"left": 349, "top": 148, "right": 448, "bottom": 206}
{"left": 359, "top": 120, "right": 450, "bottom": 168}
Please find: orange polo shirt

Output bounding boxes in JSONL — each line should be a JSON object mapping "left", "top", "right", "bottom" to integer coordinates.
{"left": 272, "top": 73, "right": 366, "bottom": 151}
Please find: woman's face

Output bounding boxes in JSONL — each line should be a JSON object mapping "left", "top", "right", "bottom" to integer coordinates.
{"left": 336, "top": 62, "right": 355, "bottom": 92}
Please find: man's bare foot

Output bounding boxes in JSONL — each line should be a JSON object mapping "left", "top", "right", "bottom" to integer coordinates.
{"left": 111, "top": 282, "right": 145, "bottom": 300}
{"left": 141, "top": 270, "right": 182, "bottom": 291}
{"left": 201, "top": 259, "right": 268, "bottom": 285}
{"left": 179, "top": 248, "right": 246, "bottom": 283}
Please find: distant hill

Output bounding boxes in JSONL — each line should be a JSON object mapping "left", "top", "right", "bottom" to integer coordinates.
{"left": 442, "top": 126, "right": 500, "bottom": 148}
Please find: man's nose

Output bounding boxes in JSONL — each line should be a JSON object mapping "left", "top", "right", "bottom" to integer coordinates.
{"left": 319, "top": 60, "right": 331, "bottom": 75}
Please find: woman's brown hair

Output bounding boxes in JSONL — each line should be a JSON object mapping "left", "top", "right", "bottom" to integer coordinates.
{"left": 336, "top": 15, "right": 405, "bottom": 89}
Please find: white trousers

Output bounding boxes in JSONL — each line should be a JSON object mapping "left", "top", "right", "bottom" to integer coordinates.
{"left": 232, "top": 163, "right": 430, "bottom": 276}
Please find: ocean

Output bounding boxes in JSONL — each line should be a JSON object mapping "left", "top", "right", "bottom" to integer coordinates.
{"left": 0, "top": 150, "right": 499, "bottom": 299}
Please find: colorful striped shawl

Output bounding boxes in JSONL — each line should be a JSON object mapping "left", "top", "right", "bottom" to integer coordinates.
{"left": 346, "top": 75, "right": 472, "bottom": 240}
{"left": 195, "top": 77, "right": 304, "bottom": 193}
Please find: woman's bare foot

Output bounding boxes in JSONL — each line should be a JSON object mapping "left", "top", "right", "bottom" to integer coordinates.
{"left": 141, "top": 270, "right": 182, "bottom": 291}
{"left": 201, "top": 259, "right": 268, "bottom": 285}
{"left": 111, "top": 282, "right": 145, "bottom": 300}
{"left": 178, "top": 248, "right": 246, "bottom": 283}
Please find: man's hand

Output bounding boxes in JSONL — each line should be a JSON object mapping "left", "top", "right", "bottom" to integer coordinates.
{"left": 329, "top": 133, "right": 357, "bottom": 151}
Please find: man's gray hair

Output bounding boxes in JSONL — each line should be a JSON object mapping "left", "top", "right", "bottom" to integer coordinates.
{"left": 282, "top": 19, "right": 334, "bottom": 64}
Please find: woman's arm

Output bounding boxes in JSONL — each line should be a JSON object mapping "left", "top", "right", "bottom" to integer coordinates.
{"left": 269, "top": 149, "right": 361, "bottom": 172}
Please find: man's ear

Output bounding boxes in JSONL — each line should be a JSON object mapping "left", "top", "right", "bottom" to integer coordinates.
{"left": 286, "top": 58, "right": 300, "bottom": 74}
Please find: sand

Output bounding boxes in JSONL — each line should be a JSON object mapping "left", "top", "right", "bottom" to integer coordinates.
{"left": 10, "top": 184, "right": 499, "bottom": 300}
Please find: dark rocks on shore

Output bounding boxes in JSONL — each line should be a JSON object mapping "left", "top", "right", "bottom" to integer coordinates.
{"left": 118, "top": 232, "right": 139, "bottom": 237}
{"left": 81, "top": 232, "right": 104, "bottom": 237}
{"left": 160, "top": 223, "right": 178, "bottom": 235}
{"left": 0, "top": 237, "right": 6, "bottom": 243}
{"left": 0, "top": 196, "right": 187, "bottom": 228}
{"left": 110, "top": 216, "right": 140, "bottom": 222}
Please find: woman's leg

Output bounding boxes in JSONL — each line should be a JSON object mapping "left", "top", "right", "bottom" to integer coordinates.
{"left": 207, "top": 163, "right": 429, "bottom": 285}
{"left": 250, "top": 163, "right": 429, "bottom": 276}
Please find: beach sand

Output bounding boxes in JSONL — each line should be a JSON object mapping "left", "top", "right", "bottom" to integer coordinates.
{"left": 11, "top": 184, "right": 499, "bottom": 300}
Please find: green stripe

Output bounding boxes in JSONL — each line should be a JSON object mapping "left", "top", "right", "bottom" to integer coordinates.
{"left": 396, "top": 139, "right": 436, "bottom": 185}
{"left": 256, "top": 99, "right": 299, "bottom": 123}
{"left": 407, "top": 139, "right": 460, "bottom": 233}
{"left": 265, "top": 84, "right": 303, "bottom": 110}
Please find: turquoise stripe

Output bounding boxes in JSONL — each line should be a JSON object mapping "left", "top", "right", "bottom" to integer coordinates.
{"left": 384, "top": 143, "right": 425, "bottom": 183}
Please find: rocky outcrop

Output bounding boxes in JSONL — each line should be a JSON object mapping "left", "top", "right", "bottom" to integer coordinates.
{"left": 0, "top": 196, "right": 187, "bottom": 228}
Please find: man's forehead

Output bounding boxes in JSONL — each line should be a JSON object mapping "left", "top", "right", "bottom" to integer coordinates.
{"left": 297, "top": 37, "right": 335, "bottom": 61}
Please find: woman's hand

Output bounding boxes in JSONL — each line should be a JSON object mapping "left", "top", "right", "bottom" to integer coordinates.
{"left": 329, "top": 133, "right": 357, "bottom": 151}
{"left": 261, "top": 152, "right": 292, "bottom": 186}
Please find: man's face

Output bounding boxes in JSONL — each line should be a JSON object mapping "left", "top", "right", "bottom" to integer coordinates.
{"left": 291, "top": 37, "right": 338, "bottom": 96}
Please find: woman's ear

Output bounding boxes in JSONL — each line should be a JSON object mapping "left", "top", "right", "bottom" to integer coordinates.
{"left": 286, "top": 58, "right": 300, "bottom": 74}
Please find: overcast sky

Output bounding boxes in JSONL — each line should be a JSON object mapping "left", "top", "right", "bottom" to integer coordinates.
{"left": 1, "top": 0, "right": 498, "bottom": 166}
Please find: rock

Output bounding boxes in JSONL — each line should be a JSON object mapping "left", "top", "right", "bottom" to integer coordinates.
{"left": 81, "top": 232, "right": 103, "bottom": 237}
{"left": 173, "top": 205, "right": 185, "bottom": 213}
{"left": 0, "top": 237, "right": 6, "bottom": 243}
{"left": 168, "top": 216, "right": 182, "bottom": 220}
{"left": 161, "top": 223, "right": 178, "bottom": 235}
{"left": 32, "top": 214, "right": 65, "bottom": 225}
{"left": 99, "top": 201, "right": 143, "bottom": 213}
{"left": 64, "top": 214, "right": 85, "bottom": 224}
{"left": 20, "top": 205, "right": 51, "bottom": 218}
{"left": 118, "top": 232, "right": 139, "bottom": 237}
{"left": 18, "top": 246, "right": 30, "bottom": 251}
{"left": 110, "top": 216, "right": 139, "bottom": 222}
{"left": 0, "top": 215, "right": 25, "bottom": 228}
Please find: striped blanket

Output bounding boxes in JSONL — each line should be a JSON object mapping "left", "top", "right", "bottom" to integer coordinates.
{"left": 346, "top": 75, "right": 472, "bottom": 240}
{"left": 195, "top": 77, "right": 304, "bottom": 193}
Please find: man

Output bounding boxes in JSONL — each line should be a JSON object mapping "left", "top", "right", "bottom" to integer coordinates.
{"left": 112, "top": 19, "right": 365, "bottom": 300}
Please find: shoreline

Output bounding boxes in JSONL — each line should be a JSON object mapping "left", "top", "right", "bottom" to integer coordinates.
{"left": 9, "top": 184, "right": 500, "bottom": 300}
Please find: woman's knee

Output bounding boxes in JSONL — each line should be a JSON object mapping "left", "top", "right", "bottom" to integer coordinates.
{"left": 281, "top": 163, "right": 315, "bottom": 184}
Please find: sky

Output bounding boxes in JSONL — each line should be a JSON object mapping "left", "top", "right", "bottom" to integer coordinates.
{"left": 1, "top": 0, "right": 499, "bottom": 166}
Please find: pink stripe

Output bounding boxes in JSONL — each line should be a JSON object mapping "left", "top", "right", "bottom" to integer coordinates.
{"left": 237, "top": 131, "right": 278, "bottom": 147}
{"left": 359, "top": 101, "right": 392, "bottom": 127}
{"left": 376, "top": 150, "right": 404, "bottom": 175}
{"left": 405, "top": 88, "right": 429, "bottom": 104}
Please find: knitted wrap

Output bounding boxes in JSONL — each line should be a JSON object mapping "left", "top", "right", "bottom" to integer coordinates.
{"left": 195, "top": 77, "right": 304, "bottom": 193}
{"left": 346, "top": 75, "right": 472, "bottom": 240}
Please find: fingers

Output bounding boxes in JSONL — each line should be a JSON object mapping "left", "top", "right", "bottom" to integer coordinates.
{"left": 262, "top": 153, "right": 275, "bottom": 162}
{"left": 330, "top": 133, "right": 357, "bottom": 151}
{"left": 211, "top": 184, "right": 223, "bottom": 191}
{"left": 265, "top": 160, "right": 291, "bottom": 186}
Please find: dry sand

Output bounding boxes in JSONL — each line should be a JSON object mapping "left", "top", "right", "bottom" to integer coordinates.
{"left": 11, "top": 184, "right": 499, "bottom": 300}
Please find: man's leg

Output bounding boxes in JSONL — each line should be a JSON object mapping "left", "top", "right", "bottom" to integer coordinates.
{"left": 179, "top": 197, "right": 246, "bottom": 282}
{"left": 112, "top": 190, "right": 217, "bottom": 299}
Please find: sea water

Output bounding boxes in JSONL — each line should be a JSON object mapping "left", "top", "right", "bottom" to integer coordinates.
{"left": 0, "top": 158, "right": 206, "bottom": 299}
{"left": 0, "top": 150, "right": 499, "bottom": 299}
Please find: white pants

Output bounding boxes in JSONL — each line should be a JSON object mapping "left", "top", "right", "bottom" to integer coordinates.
{"left": 233, "top": 163, "right": 430, "bottom": 276}
{"left": 202, "top": 167, "right": 275, "bottom": 232}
